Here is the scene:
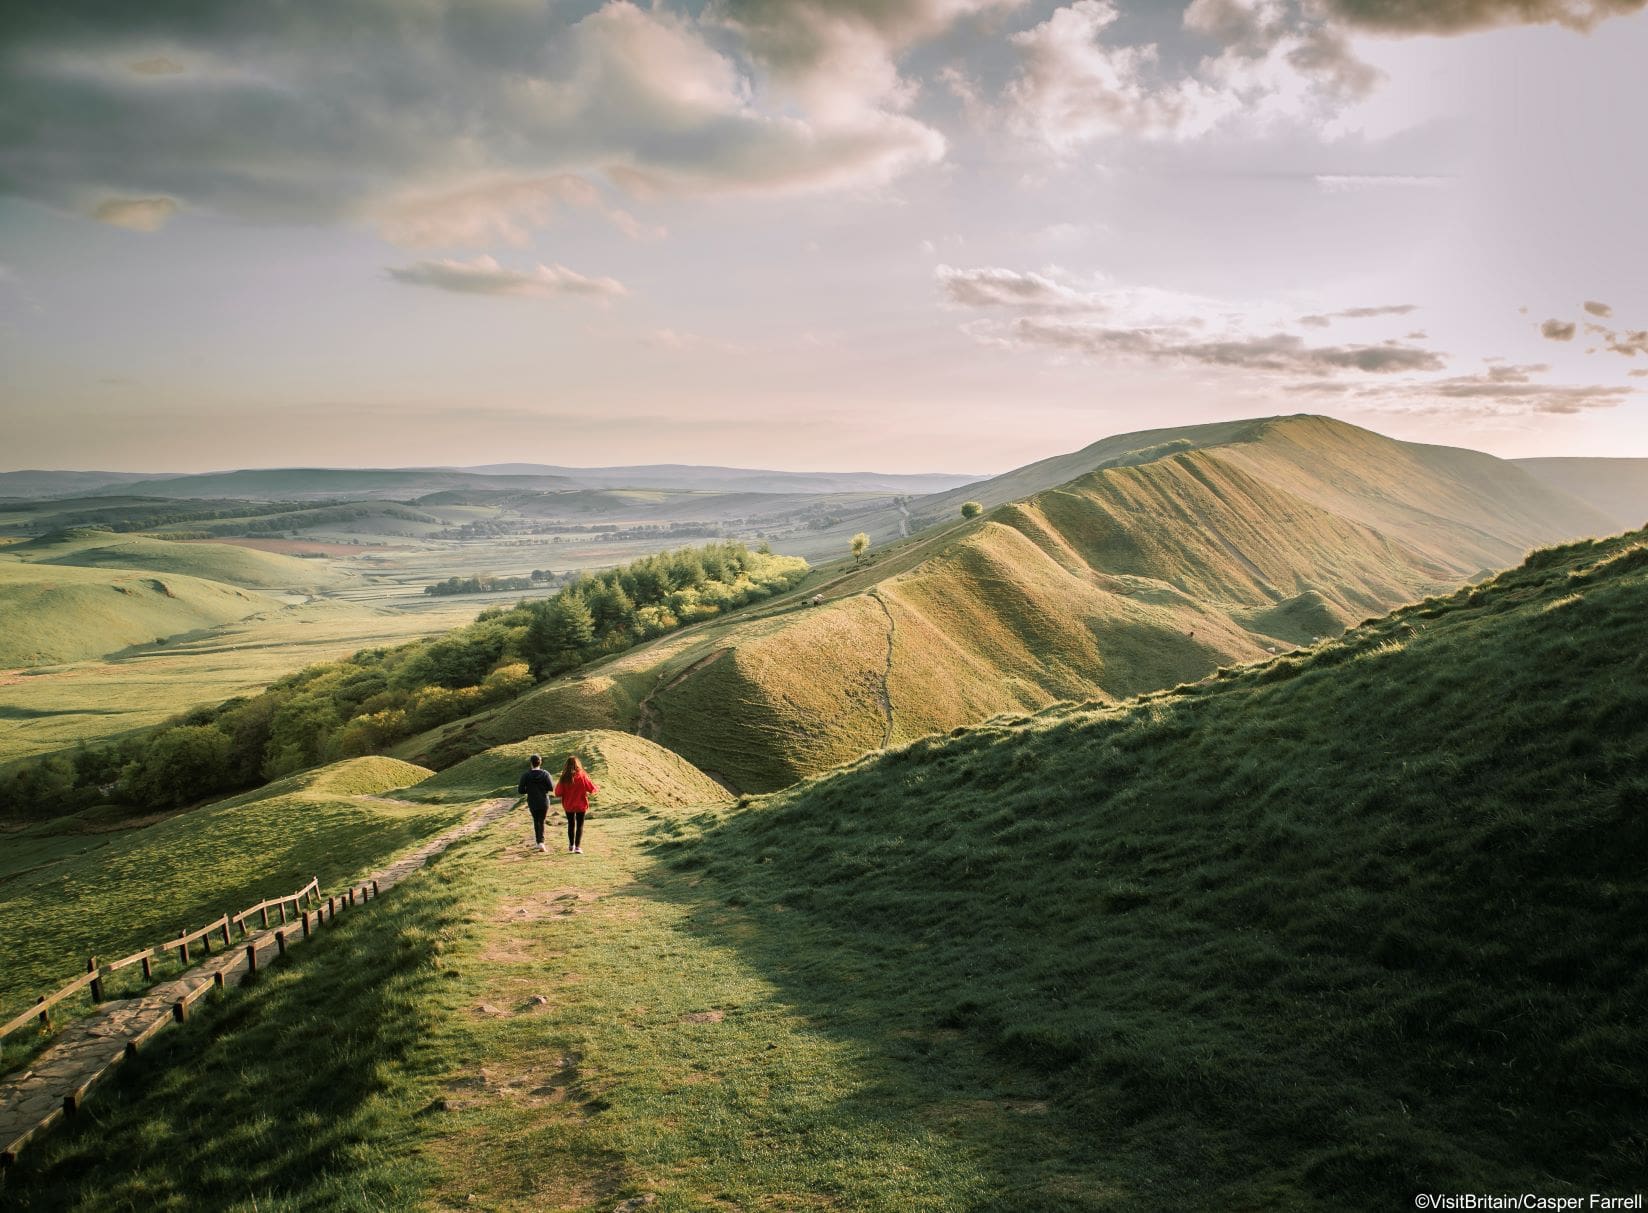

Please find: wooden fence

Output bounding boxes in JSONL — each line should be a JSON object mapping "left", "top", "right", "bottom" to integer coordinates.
{"left": 0, "top": 877, "right": 322, "bottom": 1056}
{"left": 1, "top": 877, "right": 384, "bottom": 1168}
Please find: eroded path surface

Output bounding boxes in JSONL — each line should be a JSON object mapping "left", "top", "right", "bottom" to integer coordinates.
{"left": 0, "top": 796, "right": 515, "bottom": 1164}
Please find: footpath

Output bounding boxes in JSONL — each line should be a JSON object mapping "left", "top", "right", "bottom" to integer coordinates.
{"left": 0, "top": 795, "right": 516, "bottom": 1165}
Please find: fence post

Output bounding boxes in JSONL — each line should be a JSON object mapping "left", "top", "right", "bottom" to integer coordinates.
{"left": 260, "top": 906, "right": 270, "bottom": 930}
{"left": 372, "top": 879, "right": 380, "bottom": 897}
{"left": 328, "top": 895, "right": 336, "bottom": 919}
{"left": 36, "top": 994, "right": 49, "bottom": 1029}
{"left": 301, "top": 911, "right": 312, "bottom": 939}
{"left": 275, "top": 930, "right": 287, "bottom": 958}
{"left": 200, "top": 928, "right": 211, "bottom": 956}
{"left": 179, "top": 929, "right": 190, "bottom": 966}
{"left": 213, "top": 970, "right": 225, "bottom": 990}
{"left": 279, "top": 901, "right": 288, "bottom": 925}
{"left": 245, "top": 943, "right": 258, "bottom": 978}
{"left": 221, "top": 917, "right": 232, "bottom": 946}
{"left": 141, "top": 954, "right": 153, "bottom": 980}
{"left": 88, "top": 957, "right": 102, "bottom": 1004}
{"left": 173, "top": 999, "right": 187, "bottom": 1023}
{"left": 347, "top": 888, "right": 356, "bottom": 907}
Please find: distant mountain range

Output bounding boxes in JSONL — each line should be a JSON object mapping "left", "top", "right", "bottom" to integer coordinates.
{"left": 0, "top": 464, "right": 980, "bottom": 502}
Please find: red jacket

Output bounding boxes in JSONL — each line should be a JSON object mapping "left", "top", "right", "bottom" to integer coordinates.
{"left": 555, "top": 770, "right": 598, "bottom": 813}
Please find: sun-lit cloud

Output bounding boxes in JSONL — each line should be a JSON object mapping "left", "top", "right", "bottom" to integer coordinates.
{"left": 1583, "top": 300, "right": 1613, "bottom": 318}
{"left": 1541, "top": 319, "right": 1577, "bottom": 341}
{"left": 1299, "top": 304, "right": 1418, "bottom": 327}
{"left": 0, "top": 1, "right": 945, "bottom": 247}
{"left": 386, "top": 256, "right": 627, "bottom": 301}
{"left": 91, "top": 195, "right": 178, "bottom": 231}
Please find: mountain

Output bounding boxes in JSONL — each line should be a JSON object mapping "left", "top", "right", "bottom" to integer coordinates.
{"left": 397, "top": 415, "right": 1620, "bottom": 790}
{"left": 660, "top": 524, "right": 1648, "bottom": 1204}
{"left": 459, "top": 464, "right": 979, "bottom": 495}
{"left": 0, "top": 470, "right": 173, "bottom": 499}
{"left": 1514, "top": 457, "right": 1648, "bottom": 531}
{"left": 0, "top": 465, "right": 981, "bottom": 502}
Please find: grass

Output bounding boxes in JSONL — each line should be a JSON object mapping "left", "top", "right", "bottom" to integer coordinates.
{"left": 397, "top": 729, "right": 731, "bottom": 808}
{"left": 0, "top": 558, "right": 280, "bottom": 668}
{"left": 9, "top": 530, "right": 352, "bottom": 591}
{"left": 413, "top": 418, "right": 1604, "bottom": 793}
{"left": 4, "top": 533, "right": 1643, "bottom": 1208}
{"left": 0, "top": 756, "right": 451, "bottom": 1063}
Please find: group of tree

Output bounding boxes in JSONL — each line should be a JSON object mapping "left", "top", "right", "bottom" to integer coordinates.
{"left": 1, "top": 540, "right": 807, "bottom": 820}
{"left": 424, "top": 570, "right": 556, "bottom": 596}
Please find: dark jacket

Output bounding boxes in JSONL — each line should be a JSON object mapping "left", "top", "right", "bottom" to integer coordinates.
{"left": 518, "top": 768, "right": 554, "bottom": 812}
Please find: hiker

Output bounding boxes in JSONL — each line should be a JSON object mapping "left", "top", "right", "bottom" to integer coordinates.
{"left": 555, "top": 755, "right": 599, "bottom": 854}
{"left": 517, "top": 754, "right": 555, "bottom": 853}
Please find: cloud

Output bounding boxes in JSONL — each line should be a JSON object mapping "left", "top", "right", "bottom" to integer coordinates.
{"left": 712, "top": 0, "right": 1024, "bottom": 118}
{"left": 1583, "top": 300, "right": 1613, "bottom": 318}
{"left": 1298, "top": 303, "right": 1418, "bottom": 326}
{"left": 940, "top": 263, "right": 1443, "bottom": 375}
{"left": 386, "top": 256, "right": 627, "bottom": 301}
{"left": 1314, "top": 174, "right": 1452, "bottom": 192}
{"left": 91, "top": 195, "right": 178, "bottom": 231}
{"left": 1317, "top": 0, "right": 1648, "bottom": 36}
{"left": 0, "top": 1, "right": 945, "bottom": 246}
{"left": 1540, "top": 319, "right": 1577, "bottom": 341}
{"left": 1291, "top": 366, "right": 1635, "bottom": 416}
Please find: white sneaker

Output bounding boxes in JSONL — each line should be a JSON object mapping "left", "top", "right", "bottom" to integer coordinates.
{"left": 535, "top": 843, "right": 546, "bottom": 852}
{"left": 573, "top": 845, "right": 582, "bottom": 854}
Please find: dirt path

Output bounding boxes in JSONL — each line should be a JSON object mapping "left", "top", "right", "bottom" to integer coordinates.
{"left": 868, "top": 590, "right": 897, "bottom": 747}
{"left": 633, "top": 649, "right": 728, "bottom": 743}
{"left": 0, "top": 795, "right": 517, "bottom": 1166}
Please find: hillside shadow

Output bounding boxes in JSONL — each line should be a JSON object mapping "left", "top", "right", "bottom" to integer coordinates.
{"left": 630, "top": 816, "right": 1148, "bottom": 1213}
{"left": 0, "top": 864, "right": 469, "bottom": 1210}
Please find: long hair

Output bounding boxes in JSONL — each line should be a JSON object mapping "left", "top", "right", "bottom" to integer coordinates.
{"left": 559, "top": 755, "right": 583, "bottom": 784}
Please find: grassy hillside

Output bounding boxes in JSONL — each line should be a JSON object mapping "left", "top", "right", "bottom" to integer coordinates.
{"left": 1515, "top": 456, "right": 1648, "bottom": 530}
{"left": 8, "top": 533, "right": 1640, "bottom": 1211}
{"left": 643, "top": 525, "right": 1648, "bottom": 1204}
{"left": 0, "top": 559, "right": 278, "bottom": 667}
{"left": 398, "top": 729, "right": 731, "bottom": 807}
{"left": 0, "top": 756, "right": 449, "bottom": 1053}
{"left": 10, "top": 530, "right": 351, "bottom": 590}
{"left": 408, "top": 416, "right": 1610, "bottom": 792}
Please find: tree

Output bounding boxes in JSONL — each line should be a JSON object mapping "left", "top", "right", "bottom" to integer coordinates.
{"left": 523, "top": 594, "right": 596, "bottom": 677}
{"left": 851, "top": 532, "right": 870, "bottom": 565}
{"left": 125, "top": 725, "right": 234, "bottom": 807}
{"left": 961, "top": 500, "right": 983, "bottom": 519}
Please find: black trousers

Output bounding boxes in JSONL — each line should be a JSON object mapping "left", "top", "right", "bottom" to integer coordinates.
{"left": 566, "top": 811, "right": 585, "bottom": 848}
{"left": 529, "top": 806, "right": 548, "bottom": 844}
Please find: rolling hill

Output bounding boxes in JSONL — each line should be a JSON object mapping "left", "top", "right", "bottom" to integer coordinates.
{"left": 647, "top": 524, "right": 1648, "bottom": 1205}
{"left": 8, "top": 530, "right": 352, "bottom": 591}
{"left": 1514, "top": 456, "right": 1648, "bottom": 531}
{"left": 0, "top": 560, "right": 279, "bottom": 667}
{"left": 399, "top": 415, "right": 1620, "bottom": 791}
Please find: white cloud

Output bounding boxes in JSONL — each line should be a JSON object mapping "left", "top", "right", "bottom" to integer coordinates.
{"left": 386, "top": 255, "right": 627, "bottom": 301}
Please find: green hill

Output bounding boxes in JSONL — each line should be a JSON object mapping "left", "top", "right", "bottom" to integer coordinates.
{"left": 406, "top": 415, "right": 1616, "bottom": 791}
{"left": 11, "top": 530, "right": 350, "bottom": 590}
{"left": 652, "top": 525, "right": 1648, "bottom": 1204}
{"left": 398, "top": 729, "right": 731, "bottom": 807}
{"left": 0, "top": 560, "right": 279, "bottom": 667}
{"left": 0, "top": 755, "right": 443, "bottom": 1043}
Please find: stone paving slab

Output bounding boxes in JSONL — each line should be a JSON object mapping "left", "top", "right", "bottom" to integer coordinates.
{"left": 0, "top": 796, "right": 514, "bottom": 1165}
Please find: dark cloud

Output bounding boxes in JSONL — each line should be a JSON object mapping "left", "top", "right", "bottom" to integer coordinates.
{"left": 1318, "top": 0, "right": 1648, "bottom": 35}
{"left": 386, "top": 256, "right": 626, "bottom": 300}
{"left": 1583, "top": 300, "right": 1613, "bottom": 318}
{"left": 0, "top": 0, "right": 944, "bottom": 243}
{"left": 1541, "top": 319, "right": 1577, "bottom": 341}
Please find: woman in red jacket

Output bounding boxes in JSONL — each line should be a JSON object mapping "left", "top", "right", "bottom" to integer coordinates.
{"left": 554, "top": 755, "right": 598, "bottom": 854}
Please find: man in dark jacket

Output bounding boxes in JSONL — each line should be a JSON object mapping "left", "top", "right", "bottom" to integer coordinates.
{"left": 517, "top": 754, "right": 556, "bottom": 852}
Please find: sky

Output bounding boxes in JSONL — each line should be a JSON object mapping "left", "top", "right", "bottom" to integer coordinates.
{"left": 2, "top": 0, "right": 1646, "bottom": 476}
